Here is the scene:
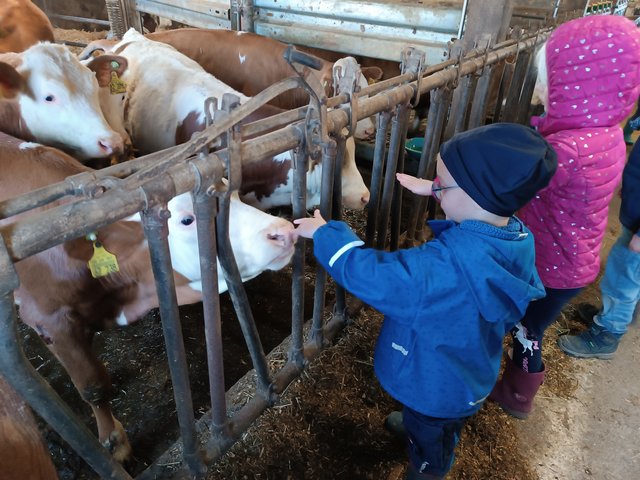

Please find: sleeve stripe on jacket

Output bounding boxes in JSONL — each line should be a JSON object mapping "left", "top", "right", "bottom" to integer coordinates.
{"left": 328, "top": 240, "right": 365, "bottom": 267}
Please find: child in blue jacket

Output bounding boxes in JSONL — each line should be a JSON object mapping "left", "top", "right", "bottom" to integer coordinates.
{"left": 293, "top": 123, "right": 558, "bottom": 479}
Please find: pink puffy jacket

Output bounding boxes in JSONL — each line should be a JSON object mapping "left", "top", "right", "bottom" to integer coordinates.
{"left": 519, "top": 15, "right": 640, "bottom": 289}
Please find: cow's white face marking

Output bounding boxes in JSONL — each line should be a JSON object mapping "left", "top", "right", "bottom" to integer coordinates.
{"left": 239, "top": 53, "right": 246, "bottom": 64}
{"left": 166, "top": 192, "right": 295, "bottom": 293}
{"left": 17, "top": 44, "right": 123, "bottom": 159}
{"left": 18, "top": 142, "right": 42, "bottom": 150}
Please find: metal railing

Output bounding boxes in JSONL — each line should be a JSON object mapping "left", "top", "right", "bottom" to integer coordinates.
{"left": 0, "top": 25, "right": 549, "bottom": 480}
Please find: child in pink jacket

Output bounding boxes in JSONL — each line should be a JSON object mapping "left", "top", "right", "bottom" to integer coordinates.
{"left": 490, "top": 14, "right": 640, "bottom": 418}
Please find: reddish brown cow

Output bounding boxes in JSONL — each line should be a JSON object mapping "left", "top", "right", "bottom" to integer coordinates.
{"left": 1, "top": 131, "right": 296, "bottom": 462}
{"left": 0, "top": 375, "right": 59, "bottom": 480}
{"left": 146, "top": 28, "right": 383, "bottom": 140}
{"left": 0, "top": 0, "right": 54, "bottom": 54}
{"left": 0, "top": 132, "right": 203, "bottom": 461}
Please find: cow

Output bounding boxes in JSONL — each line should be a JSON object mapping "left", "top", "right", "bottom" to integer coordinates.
{"left": 0, "top": 43, "right": 129, "bottom": 160}
{"left": 81, "top": 29, "right": 370, "bottom": 211}
{"left": 0, "top": 131, "right": 296, "bottom": 461}
{"left": 0, "top": 375, "right": 59, "bottom": 480}
{"left": 146, "top": 28, "right": 383, "bottom": 140}
{"left": 0, "top": 0, "right": 54, "bottom": 54}
{"left": 297, "top": 45, "right": 430, "bottom": 135}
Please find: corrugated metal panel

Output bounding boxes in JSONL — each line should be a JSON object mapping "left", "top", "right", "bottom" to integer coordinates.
{"left": 134, "top": 0, "right": 231, "bottom": 29}
{"left": 252, "top": 0, "right": 466, "bottom": 62}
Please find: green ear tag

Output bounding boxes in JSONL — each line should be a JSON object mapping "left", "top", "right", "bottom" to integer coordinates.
{"left": 109, "top": 71, "right": 127, "bottom": 95}
{"left": 87, "top": 239, "right": 120, "bottom": 278}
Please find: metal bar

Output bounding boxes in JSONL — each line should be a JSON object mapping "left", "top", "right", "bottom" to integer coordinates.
{"left": 492, "top": 59, "right": 514, "bottom": 122}
{"left": 216, "top": 193, "right": 273, "bottom": 397}
{"left": 288, "top": 145, "right": 307, "bottom": 368}
{"left": 0, "top": 242, "right": 133, "bottom": 480}
{"left": 141, "top": 206, "right": 205, "bottom": 477}
{"left": 331, "top": 135, "right": 347, "bottom": 320}
{"left": 192, "top": 191, "right": 228, "bottom": 432}
{"left": 516, "top": 51, "right": 539, "bottom": 125}
{"left": 467, "top": 64, "right": 495, "bottom": 129}
{"left": 365, "top": 111, "right": 392, "bottom": 247}
{"left": 48, "top": 13, "right": 111, "bottom": 26}
{"left": 405, "top": 89, "right": 444, "bottom": 243}
{"left": 503, "top": 49, "right": 532, "bottom": 122}
{"left": 310, "top": 139, "right": 337, "bottom": 349}
{"left": 241, "top": 0, "right": 255, "bottom": 32}
{"left": 375, "top": 103, "right": 405, "bottom": 250}
{"left": 389, "top": 106, "right": 410, "bottom": 252}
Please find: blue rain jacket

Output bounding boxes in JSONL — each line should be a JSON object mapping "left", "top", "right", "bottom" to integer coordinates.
{"left": 313, "top": 217, "right": 546, "bottom": 418}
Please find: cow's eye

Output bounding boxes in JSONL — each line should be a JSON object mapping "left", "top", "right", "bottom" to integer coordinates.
{"left": 181, "top": 215, "right": 195, "bottom": 226}
{"left": 44, "top": 95, "right": 55, "bottom": 102}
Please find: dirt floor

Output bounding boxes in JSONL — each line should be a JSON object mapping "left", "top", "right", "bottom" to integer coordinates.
{"left": 13, "top": 28, "right": 639, "bottom": 480}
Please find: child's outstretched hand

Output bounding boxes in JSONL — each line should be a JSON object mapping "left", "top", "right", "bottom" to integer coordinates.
{"left": 396, "top": 173, "right": 432, "bottom": 196}
{"left": 293, "top": 209, "right": 327, "bottom": 240}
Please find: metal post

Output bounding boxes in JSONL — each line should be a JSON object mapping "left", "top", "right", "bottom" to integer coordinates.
{"left": 365, "top": 111, "right": 392, "bottom": 247}
{"left": 310, "top": 139, "right": 337, "bottom": 350}
{"left": 140, "top": 206, "right": 205, "bottom": 477}
{"left": 376, "top": 104, "right": 409, "bottom": 250}
{"left": 331, "top": 135, "right": 348, "bottom": 319}
{"left": 192, "top": 190, "right": 228, "bottom": 435}
{"left": 289, "top": 146, "right": 308, "bottom": 368}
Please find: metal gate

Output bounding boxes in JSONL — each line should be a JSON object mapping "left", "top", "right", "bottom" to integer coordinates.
{"left": 0, "top": 1, "right": 552, "bottom": 479}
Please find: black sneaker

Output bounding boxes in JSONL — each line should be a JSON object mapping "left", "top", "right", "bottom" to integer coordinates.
{"left": 575, "top": 303, "right": 600, "bottom": 325}
{"left": 384, "top": 411, "right": 406, "bottom": 440}
{"left": 557, "top": 324, "right": 620, "bottom": 359}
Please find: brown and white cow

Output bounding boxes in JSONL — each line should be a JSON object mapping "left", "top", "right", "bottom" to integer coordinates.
{"left": 146, "top": 28, "right": 383, "bottom": 140}
{"left": 0, "top": 131, "right": 296, "bottom": 461}
{"left": 0, "top": 43, "right": 128, "bottom": 160}
{"left": 0, "top": 0, "right": 54, "bottom": 54}
{"left": 0, "top": 375, "right": 59, "bottom": 480}
{"left": 83, "top": 29, "right": 370, "bottom": 210}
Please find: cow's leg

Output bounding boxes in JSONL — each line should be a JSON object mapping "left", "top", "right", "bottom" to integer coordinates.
{"left": 41, "top": 316, "right": 132, "bottom": 462}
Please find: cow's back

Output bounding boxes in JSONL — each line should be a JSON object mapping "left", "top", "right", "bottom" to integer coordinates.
{"left": 146, "top": 28, "right": 317, "bottom": 109}
{"left": 0, "top": 0, "right": 54, "bottom": 54}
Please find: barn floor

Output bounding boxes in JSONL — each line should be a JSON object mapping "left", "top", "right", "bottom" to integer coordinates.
{"left": 18, "top": 28, "right": 639, "bottom": 480}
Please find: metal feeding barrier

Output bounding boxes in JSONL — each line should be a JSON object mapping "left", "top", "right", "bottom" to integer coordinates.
{"left": 0, "top": 25, "right": 548, "bottom": 479}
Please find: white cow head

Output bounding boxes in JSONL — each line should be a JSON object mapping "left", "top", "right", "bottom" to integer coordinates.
{"left": 166, "top": 192, "right": 296, "bottom": 293}
{"left": 332, "top": 57, "right": 382, "bottom": 140}
{"left": 0, "top": 43, "right": 127, "bottom": 160}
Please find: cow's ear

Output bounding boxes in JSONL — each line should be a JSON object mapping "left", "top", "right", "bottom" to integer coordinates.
{"left": 0, "top": 62, "right": 24, "bottom": 99}
{"left": 361, "top": 66, "right": 383, "bottom": 83}
{"left": 85, "top": 55, "right": 128, "bottom": 88}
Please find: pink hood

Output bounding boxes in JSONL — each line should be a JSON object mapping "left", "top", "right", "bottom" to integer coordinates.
{"left": 520, "top": 15, "right": 640, "bottom": 288}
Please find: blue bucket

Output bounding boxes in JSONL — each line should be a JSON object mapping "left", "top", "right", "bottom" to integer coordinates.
{"left": 405, "top": 137, "right": 425, "bottom": 161}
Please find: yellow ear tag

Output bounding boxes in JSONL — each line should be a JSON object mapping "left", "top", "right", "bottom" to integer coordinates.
{"left": 109, "top": 70, "right": 127, "bottom": 95}
{"left": 86, "top": 233, "right": 119, "bottom": 278}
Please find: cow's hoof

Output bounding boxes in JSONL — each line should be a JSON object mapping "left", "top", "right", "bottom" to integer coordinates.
{"left": 103, "top": 420, "right": 132, "bottom": 463}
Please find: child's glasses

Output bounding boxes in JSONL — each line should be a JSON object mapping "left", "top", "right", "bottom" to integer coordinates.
{"left": 431, "top": 176, "right": 459, "bottom": 202}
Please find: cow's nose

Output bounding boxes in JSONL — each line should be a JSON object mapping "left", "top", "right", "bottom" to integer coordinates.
{"left": 267, "top": 222, "right": 295, "bottom": 248}
{"left": 361, "top": 190, "right": 370, "bottom": 206}
{"left": 98, "top": 134, "right": 124, "bottom": 155}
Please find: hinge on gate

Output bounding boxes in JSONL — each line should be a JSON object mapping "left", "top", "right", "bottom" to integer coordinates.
{"left": 401, "top": 47, "right": 426, "bottom": 107}
{"left": 332, "top": 56, "right": 360, "bottom": 138}
{"left": 203, "top": 94, "right": 244, "bottom": 195}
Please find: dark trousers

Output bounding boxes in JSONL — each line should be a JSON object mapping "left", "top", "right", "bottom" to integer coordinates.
{"left": 512, "top": 286, "right": 583, "bottom": 372}
{"left": 402, "top": 407, "right": 468, "bottom": 478}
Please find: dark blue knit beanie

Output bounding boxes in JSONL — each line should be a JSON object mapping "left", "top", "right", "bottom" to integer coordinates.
{"left": 440, "top": 123, "right": 557, "bottom": 217}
